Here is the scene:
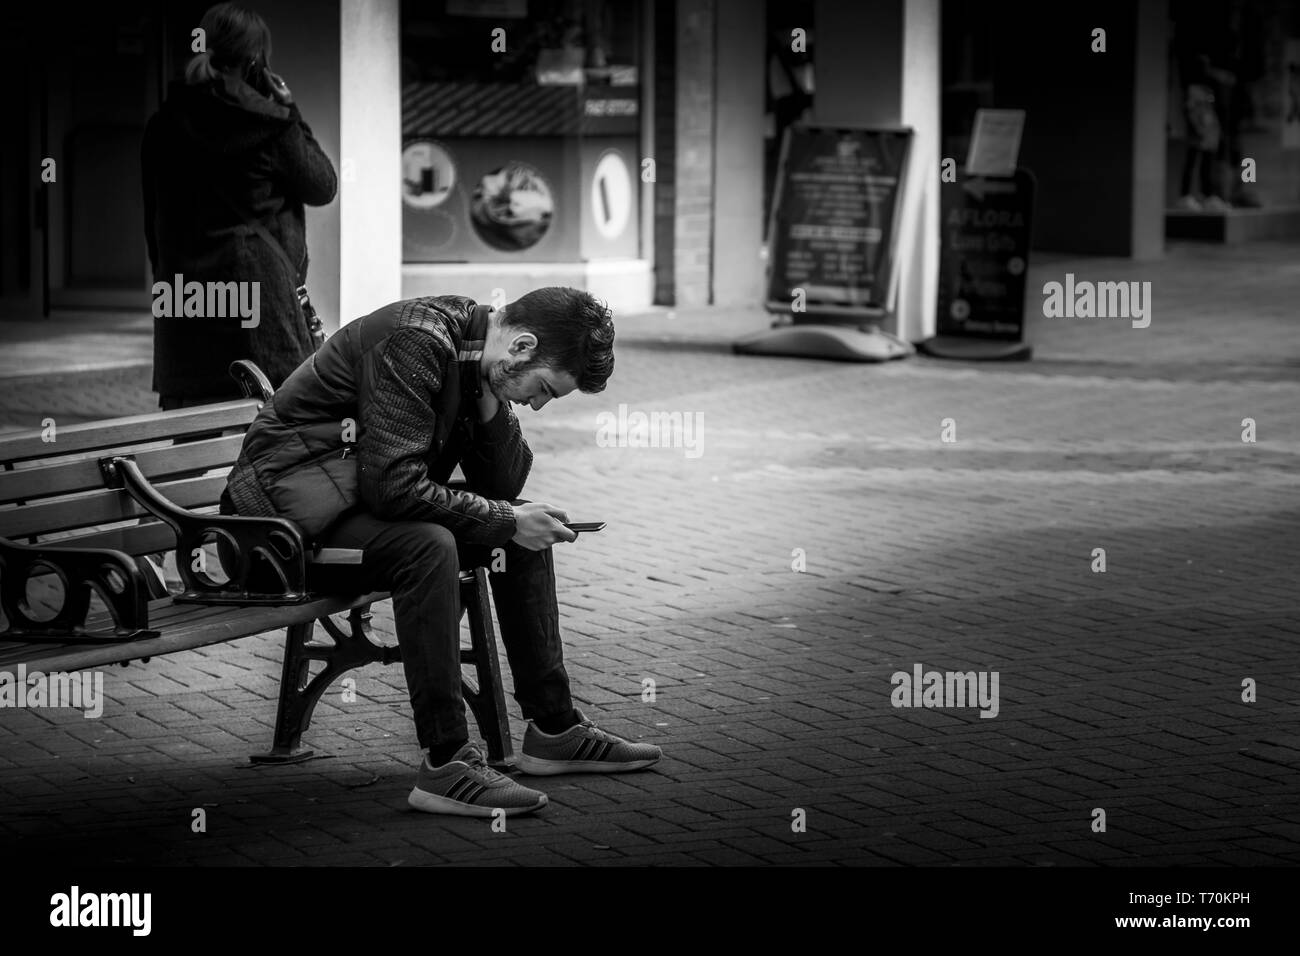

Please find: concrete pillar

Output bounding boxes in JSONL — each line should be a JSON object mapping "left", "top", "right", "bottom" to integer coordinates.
{"left": 651, "top": 0, "right": 677, "bottom": 304}
{"left": 339, "top": 0, "right": 402, "bottom": 323}
{"left": 898, "top": 0, "right": 942, "bottom": 341}
{"left": 674, "top": 0, "right": 716, "bottom": 307}
{"left": 813, "top": 0, "right": 941, "bottom": 341}
{"left": 254, "top": 0, "right": 405, "bottom": 330}
{"left": 639, "top": 0, "right": 657, "bottom": 283}
{"left": 1131, "top": 0, "right": 1167, "bottom": 259}
{"left": 712, "top": 0, "right": 767, "bottom": 307}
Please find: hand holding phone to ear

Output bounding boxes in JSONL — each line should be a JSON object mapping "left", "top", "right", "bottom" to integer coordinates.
{"left": 263, "top": 68, "right": 293, "bottom": 105}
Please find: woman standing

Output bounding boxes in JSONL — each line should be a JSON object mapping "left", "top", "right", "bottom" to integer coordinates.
{"left": 142, "top": 2, "right": 336, "bottom": 408}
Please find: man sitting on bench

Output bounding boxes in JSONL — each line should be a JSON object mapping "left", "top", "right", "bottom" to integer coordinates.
{"left": 222, "top": 288, "right": 661, "bottom": 816}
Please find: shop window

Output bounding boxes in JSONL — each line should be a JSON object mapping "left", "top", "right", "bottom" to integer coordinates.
{"left": 401, "top": 0, "right": 642, "bottom": 264}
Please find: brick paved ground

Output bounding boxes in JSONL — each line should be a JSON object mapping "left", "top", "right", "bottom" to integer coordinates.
{"left": 1, "top": 243, "right": 1297, "bottom": 866}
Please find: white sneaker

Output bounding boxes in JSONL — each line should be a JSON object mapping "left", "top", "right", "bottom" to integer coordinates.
{"left": 1202, "top": 195, "right": 1232, "bottom": 213}
{"left": 1175, "top": 194, "right": 1202, "bottom": 212}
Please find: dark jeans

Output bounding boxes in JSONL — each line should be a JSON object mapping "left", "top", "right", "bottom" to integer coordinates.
{"left": 307, "top": 511, "right": 575, "bottom": 751}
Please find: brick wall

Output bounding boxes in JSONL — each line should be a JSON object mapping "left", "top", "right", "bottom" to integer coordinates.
{"left": 652, "top": 0, "right": 717, "bottom": 306}
{"left": 652, "top": 0, "right": 677, "bottom": 304}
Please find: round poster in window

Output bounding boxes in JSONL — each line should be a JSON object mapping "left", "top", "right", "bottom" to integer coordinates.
{"left": 470, "top": 162, "right": 554, "bottom": 251}
{"left": 591, "top": 150, "right": 632, "bottom": 240}
{"left": 402, "top": 140, "right": 456, "bottom": 209}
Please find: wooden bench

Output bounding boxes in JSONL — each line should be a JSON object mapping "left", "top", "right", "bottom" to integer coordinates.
{"left": 0, "top": 362, "right": 513, "bottom": 766}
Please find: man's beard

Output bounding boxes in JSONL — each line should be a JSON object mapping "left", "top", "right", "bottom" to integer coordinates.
{"left": 486, "top": 357, "right": 536, "bottom": 401}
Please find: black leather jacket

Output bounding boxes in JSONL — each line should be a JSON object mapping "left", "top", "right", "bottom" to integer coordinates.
{"left": 224, "top": 296, "right": 529, "bottom": 545}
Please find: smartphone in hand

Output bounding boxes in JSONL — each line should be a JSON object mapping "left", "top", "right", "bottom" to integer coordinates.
{"left": 564, "top": 522, "right": 606, "bottom": 534}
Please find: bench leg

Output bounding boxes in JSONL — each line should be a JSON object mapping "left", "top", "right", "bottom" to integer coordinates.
{"left": 461, "top": 567, "right": 515, "bottom": 770}
{"left": 251, "top": 572, "right": 513, "bottom": 768}
{"left": 250, "top": 605, "right": 395, "bottom": 764}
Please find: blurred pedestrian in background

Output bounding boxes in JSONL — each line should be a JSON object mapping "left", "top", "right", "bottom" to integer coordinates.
{"left": 142, "top": 2, "right": 336, "bottom": 409}
{"left": 1174, "top": 0, "right": 1265, "bottom": 211}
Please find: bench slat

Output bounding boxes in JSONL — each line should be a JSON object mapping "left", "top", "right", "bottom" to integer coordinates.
{"left": 0, "top": 591, "right": 388, "bottom": 673}
{"left": 0, "top": 434, "right": 246, "bottom": 506}
{"left": 47, "top": 521, "right": 181, "bottom": 557}
{"left": 0, "top": 474, "right": 229, "bottom": 539}
{"left": 0, "top": 401, "right": 258, "bottom": 464}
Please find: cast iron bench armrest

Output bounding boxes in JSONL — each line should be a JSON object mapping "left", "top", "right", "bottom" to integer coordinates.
{"left": 99, "top": 455, "right": 311, "bottom": 606}
{"left": 229, "top": 359, "right": 274, "bottom": 404}
{"left": 0, "top": 535, "right": 158, "bottom": 642}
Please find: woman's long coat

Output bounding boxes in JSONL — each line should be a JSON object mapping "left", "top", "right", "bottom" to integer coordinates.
{"left": 142, "top": 72, "right": 337, "bottom": 398}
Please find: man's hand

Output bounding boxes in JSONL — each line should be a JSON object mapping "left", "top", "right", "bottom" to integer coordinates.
{"left": 510, "top": 502, "right": 577, "bottom": 550}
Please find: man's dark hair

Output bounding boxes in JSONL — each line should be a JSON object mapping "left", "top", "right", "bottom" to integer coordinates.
{"left": 503, "top": 287, "right": 615, "bottom": 393}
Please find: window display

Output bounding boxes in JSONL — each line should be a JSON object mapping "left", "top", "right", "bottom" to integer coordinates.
{"left": 401, "top": 0, "right": 642, "bottom": 263}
